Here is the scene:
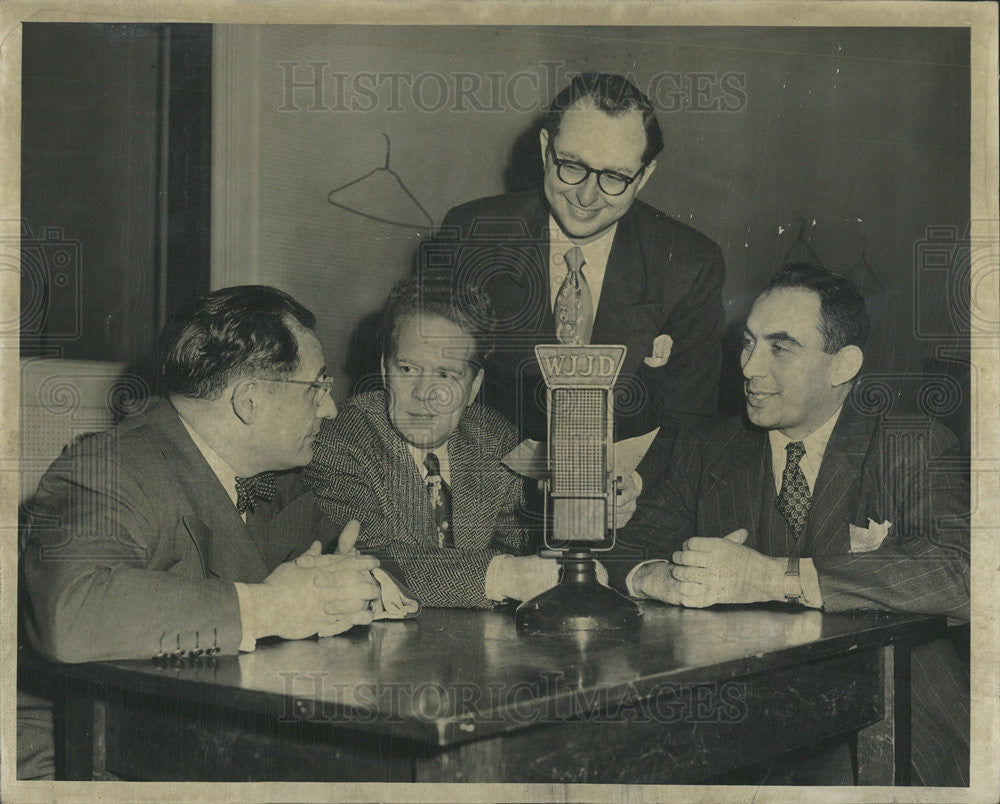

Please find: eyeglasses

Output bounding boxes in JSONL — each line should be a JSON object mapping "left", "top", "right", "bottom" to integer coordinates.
{"left": 546, "top": 141, "right": 646, "bottom": 197}
{"left": 257, "top": 374, "right": 335, "bottom": 407}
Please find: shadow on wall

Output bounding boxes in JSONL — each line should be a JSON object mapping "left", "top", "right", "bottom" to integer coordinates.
{"left": 503, "top": 116, "right": 545, "bottom": 194}
{"left": 346, "top": 309, "right": 386, "bottom": 398}
{"left": 346, "top": 115, "right": 545, "bottom": 398}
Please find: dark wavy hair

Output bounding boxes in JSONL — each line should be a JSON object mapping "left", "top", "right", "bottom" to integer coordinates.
{"left": 763, "top": 264, "right": 870, "bottom": 354}
{"left": 381, "top": 275, "right": 496, "bottom": 370}
{"left": 545, "top": 72, "right": 664, "bottom": 166}
{"left": 159, "top": 285, "right": 317, "bottom": 400}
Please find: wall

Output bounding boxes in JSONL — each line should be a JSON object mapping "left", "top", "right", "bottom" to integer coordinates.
{"left": 211, "top": 25, "right": 970, "bottom": 432}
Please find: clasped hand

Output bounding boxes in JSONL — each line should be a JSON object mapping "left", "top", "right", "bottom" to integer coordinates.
{"left": 259, "top": 520, "right": 380, "bottom": 640}
{"left": 636, "top": 529, "right": 783, "bottom": 608}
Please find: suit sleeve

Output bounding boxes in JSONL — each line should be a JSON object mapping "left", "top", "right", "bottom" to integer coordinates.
{"left": 304, "top": 416, "right": 529, "bottom": 609}
{"left": 20, "top": 437, "right": 243, "bottom": 663}
{"left": 813, "top": 422, "right": 970, "bottom": 620}
{"left": 635, "top": 244, "right": 726, "bottom": 485}
{"left": 604, "top": 427, "right": 702, "bottom": 593}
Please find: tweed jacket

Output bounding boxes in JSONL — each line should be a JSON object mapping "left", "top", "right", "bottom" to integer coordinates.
{"left": 304, "top": 390, "right": 531, "bottom": 608}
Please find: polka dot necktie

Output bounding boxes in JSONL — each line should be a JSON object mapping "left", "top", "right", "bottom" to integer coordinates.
{"left": 235, "top": 472, "right": 276, "bottom": 515}
{"left": 775, "top": 441, "right": 811, "bottom": 539}
{"left": 424, "top": 452, "right": 455, "bottom": 548}
{"left": 554, "top": 246, "right": 593, "bottom": 345}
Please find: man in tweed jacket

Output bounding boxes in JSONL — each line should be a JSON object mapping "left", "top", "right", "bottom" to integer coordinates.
{"left": 306, "top": 277, "right": 556, "bottom": 608}
{"left": 610, "top": 264, "right": 969, "bottom": 786}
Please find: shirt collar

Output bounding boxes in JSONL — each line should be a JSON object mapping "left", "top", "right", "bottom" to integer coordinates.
{"left": 768, "top": 405, "right": 844, "bottom": 466}
{"left": 548, "top": 215, "right": 618, "bottom": 266}
{"left": 177, "top": 414, "right": 242, "bottom": 509}
{"left": 407, "top": 439, "right": 450, "bottom": 479}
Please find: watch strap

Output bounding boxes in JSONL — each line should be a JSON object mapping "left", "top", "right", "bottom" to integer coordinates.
{"left": 783, "top": 553, "right": 802, "bottom": 604}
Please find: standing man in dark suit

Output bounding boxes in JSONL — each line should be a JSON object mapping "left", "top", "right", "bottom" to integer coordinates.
{"left": 21, "top": 285, "right": 381, "bottom": 665}
{"left": 437, "top": 72, "right": 726, "bottom": 492}
{"left": 612, "top": 264, "right": 969, "bottom": 786}
{"left": 305, "top": 276, "right": 561, "bottom": 608}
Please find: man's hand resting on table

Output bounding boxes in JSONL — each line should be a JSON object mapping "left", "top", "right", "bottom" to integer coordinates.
{"left": 632, "top": 529, "right": 785, "bottom": 608}
{"left": 245, "top": 520, "right": 381, "bottom": 641}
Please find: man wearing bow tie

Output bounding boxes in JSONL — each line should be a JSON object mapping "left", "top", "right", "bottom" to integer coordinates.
{"left": 610, "top": 264, "right": 969, "bottom": 786}
{"left": 437, "top": 72, "right": 726, "bottom": 493}
{"left": 21, "top": 285, "right": 380, "bottom": 665}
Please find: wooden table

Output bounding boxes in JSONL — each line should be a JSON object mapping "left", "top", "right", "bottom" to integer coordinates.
{"left": 35, "top": 603, "right": 943, "bottom": 784}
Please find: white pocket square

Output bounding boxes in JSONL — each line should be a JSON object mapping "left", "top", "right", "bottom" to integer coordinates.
{"left": 849, "top": 518, "right": 892, "bottom": 553}
{"left": 643, "top": 334, "right": 673, "bottom": 367}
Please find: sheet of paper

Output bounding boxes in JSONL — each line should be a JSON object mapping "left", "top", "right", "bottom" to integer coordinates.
{"left": 501, "top": 427, "right": 660, "bottom": 480}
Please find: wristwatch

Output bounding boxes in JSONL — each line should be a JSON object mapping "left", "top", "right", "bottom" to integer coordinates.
{"left": 783, "top": 554, "right": 802, "bottom": 604}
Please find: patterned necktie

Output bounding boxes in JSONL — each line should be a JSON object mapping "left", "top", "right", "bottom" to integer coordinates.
{"left": 554, "top": 246, "right": 594, "bottom": 345}
{"left": 775, "top": 441, "right": 811, "bottom": 540}
{"left": 424, "top": 452, "right": 455, "bottom": 548}
{"left": 235, "top": 472, "right": 276, "bottom": 514}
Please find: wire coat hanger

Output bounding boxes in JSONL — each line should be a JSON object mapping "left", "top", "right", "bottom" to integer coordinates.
{"left": 326, "top": 133, "right": 435, "bottom": 230}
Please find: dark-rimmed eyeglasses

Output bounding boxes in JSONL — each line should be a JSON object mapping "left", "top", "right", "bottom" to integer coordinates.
{"left": 546, "top": 141, "right": 646, "bottom": 197}
{"left": 257, "top": 374, "right": 335, "bottom": 407}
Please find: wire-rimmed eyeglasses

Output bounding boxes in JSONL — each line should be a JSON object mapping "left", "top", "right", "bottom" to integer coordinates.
{"left": 546, "top": 141, "right": 646, "bottom": 197}
{"left": 257, "top": 374, "right": 335, "bottom": 407}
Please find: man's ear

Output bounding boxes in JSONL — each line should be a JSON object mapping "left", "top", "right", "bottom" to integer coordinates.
{"left": 539, "top": 128, "right": 550, "bottom": 169}
{"left": 634, "top": 159, "right": 656, "bottom": 194}
{"left": 830, "top": 345, "right": 863, "bottom": 387}
{"left": 468, "top": 367, "right": 484, "bottom": 405}
{"left": 230, "top": 378, "right": 259, "bottom": 425}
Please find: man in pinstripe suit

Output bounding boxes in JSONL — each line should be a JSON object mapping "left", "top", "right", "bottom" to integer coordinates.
{"left": 610, "top": 264, "right": 969, "bottom": 786}
{"left": 305, "top": 276, "right": 560, "bottom": 608}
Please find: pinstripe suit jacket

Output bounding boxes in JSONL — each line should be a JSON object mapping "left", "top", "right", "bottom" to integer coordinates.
{"left": 608, "top": 402, "right": 970, "bottom": 786}
{"left": 304, "top": 390, "right": 531, "bottom": 608}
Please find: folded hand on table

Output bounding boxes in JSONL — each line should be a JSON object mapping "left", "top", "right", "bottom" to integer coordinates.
{"left": 668, "top": 528, "right": 784, "bottom": 607}
{"left": 251, "top": 521, "right": 381, "bottom": 640}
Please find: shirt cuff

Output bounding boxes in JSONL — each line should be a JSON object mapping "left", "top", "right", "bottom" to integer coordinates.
{"left": 625, "top": 559, "right": 671, "bottom": 598}
{"left": 798, "top": 558, "right": 824, "bottom": 608}
{"left": 233, "top": 582, "right": 258, "bottom": 653}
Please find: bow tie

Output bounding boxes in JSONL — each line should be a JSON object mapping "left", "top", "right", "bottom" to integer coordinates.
{"left": 235, "top": 472, "right": 276, "bottom": 514}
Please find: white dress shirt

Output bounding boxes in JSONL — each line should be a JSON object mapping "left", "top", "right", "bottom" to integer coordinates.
{"left": 768, "top": 406, "right": 842, "bottom": 495}
{"left": 406, "top": 440, "right": 452, "bottom": 486}
{"left": 548, "top": 216, "right": 617, "bottom": 314}
{"left": 178, "top": 415, "right": 261, "bottom": 652}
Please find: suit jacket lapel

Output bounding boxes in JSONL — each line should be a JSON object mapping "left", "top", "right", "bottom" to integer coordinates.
{"left": 803, "top": 405, "right": 876, "bottom": 556}
{"left": 447, "top": 422, "right": 481, "bottom": 550}
{"left": 591, "top": 210, "right": 645, "bottom": 343}
{"left": 488, "top": 192, "right": 554, "bottom": 337}
{"left": 367, "top": 395, "right": 436, "bottom": 545}
{"left": 701, "top": 423, "right": 770, "bottom": 549}
{"left": 147, "top": 399, "right": 270, "bottom": 581}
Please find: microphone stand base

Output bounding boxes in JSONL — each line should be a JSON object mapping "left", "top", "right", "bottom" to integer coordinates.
{"left": 514, "top": 551, "right": 641, "bottom": 634}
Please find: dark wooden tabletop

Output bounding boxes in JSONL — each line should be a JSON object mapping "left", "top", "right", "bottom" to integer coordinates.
{"left": 46, "top": 603, "right": 944, "bottom": 748}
